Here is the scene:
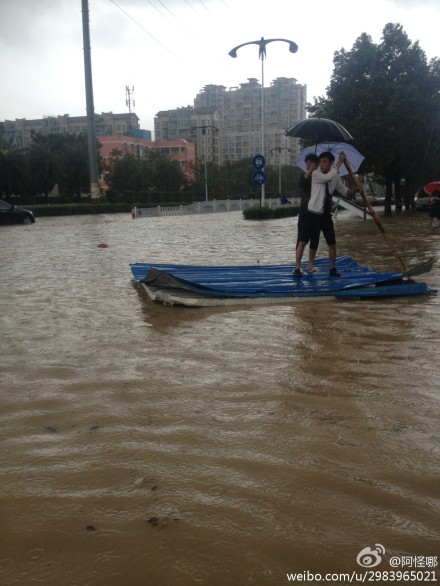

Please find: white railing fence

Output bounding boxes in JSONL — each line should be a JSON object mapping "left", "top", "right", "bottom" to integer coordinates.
{"left": 132, "top": 198, "right": 300, "bottom": 218}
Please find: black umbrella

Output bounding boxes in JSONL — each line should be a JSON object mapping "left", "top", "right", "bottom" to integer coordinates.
{"left": 285, "top": 117, "right": 353, "bottom": 143}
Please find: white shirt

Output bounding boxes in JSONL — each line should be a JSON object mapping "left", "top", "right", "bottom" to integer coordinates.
{"left": 308, "top": 167, "right": 349, "bottom": 214}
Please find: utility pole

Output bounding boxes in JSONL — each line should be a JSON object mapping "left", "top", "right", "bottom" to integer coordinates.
{"left": 190, "top": 125, "right": 219, "bottom": 203}
{"left": 81, "top": 0, "right": 100, "bottom": 199}
{"left": 269, "top": 147, "right": 291, "bottom": 195}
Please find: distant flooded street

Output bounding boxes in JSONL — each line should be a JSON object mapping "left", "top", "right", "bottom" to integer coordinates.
{"left": 0, "top": 209, "right": 439, "bottom": 586}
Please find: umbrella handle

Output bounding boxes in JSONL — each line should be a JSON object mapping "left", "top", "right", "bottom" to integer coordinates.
{"left": 343, "top": 160, "right": 408, "bottom": 273}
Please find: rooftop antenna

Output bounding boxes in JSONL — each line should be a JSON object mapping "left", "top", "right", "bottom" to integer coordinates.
{"left": 126, "top": 85, "right": 135, "bottom": 114}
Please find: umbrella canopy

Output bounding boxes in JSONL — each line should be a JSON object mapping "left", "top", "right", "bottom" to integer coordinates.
{"left": 424, "top": 181, "right": 440, "bottom": 194}
{"left": 296, "top": 142, "right": 365, "bottom": 176}
{"left": 285, "top": 117, "right": 353, "bottom": 143}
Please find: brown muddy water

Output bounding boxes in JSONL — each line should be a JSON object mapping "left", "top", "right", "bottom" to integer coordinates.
{"left": 0, "top": 209, "right": 439, "bottom": 586}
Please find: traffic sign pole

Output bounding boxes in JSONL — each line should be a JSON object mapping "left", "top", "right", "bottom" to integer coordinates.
{"left": 252, "top": 155, "right": 266, "bottom": 206}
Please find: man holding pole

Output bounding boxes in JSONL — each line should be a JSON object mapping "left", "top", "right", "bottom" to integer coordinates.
{"left": 294, "top": 151, "right": 356, "bottom": 277}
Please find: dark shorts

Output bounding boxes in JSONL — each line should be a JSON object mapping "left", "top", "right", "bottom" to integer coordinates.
{"left": 297, "top": 211, "right": 320, "bottom": 250}
{"left": 297, "top": 210, "right": 336, "bottom": 248}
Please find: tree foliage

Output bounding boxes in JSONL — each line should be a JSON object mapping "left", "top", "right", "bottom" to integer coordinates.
{"left": 104, "top": 149, "right": 186, "bottom": 195}
{"left": 308, "top": 23, "right": 440, "bottom": 213}
{"left": 0, "top": 133, "right": 93, "bottom": 198}
{"left": 55, "top": 135, "right": 91, "bottom": 196}
{"left": 190, "top": 157, "right": 300, "bottom": 200}
{"left": 190, "top": 157, "right": 256, "bottom": 199}
{"left": 0, "top": 138, "right": 24, "bottom": 197}
{"left": 26, "top": 135, "right": 58, "bottom": 197}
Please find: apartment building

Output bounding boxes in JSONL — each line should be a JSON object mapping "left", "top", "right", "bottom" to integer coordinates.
{"left": 0, "top": 112, "right": 142, "bottom": 148}
{"left": 154, "top": 106, "right": 194, "bottom": 143}
{"left": 198, "top": 77, "right": 306, "bottom": 165}
{"left": 154, "top": 77, "right": 306, "bottom": 166}
{"left": 154, "top": 105, "right": 222, "bottom": 165}
{"left": 190, "top": 107, "right": 221, "bottom": 165}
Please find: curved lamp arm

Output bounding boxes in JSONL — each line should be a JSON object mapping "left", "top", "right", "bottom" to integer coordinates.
{"left": 229, "top": 37, "right": 298, "bottom": 60}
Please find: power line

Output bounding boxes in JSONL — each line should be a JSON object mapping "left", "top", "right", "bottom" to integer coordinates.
{"left": 183, "top": 0, "right": 217, "bottom": 17}
{"left": 196, "top": 0, "right": 213, "bottom": 14}
{"left": 144, "top": 0, "right": 197, "bottom": 40}
{"left": 108, "top": 0, "right": 179, "bottom": 57}
{"left": 109, "top": 0, "right": 233, "bottom": 66}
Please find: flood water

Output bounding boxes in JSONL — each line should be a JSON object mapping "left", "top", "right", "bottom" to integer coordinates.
{"left": 0, "top": 209, "right": 439, "bottom": 586}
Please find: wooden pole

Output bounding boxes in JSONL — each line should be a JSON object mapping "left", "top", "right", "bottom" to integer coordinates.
{"left": 343, "top": 159, "right": 407, "bottom": 273}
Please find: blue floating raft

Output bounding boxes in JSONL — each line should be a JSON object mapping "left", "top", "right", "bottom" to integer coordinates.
{"left": 130, "top": 256, "right": 436, "bottom": 306}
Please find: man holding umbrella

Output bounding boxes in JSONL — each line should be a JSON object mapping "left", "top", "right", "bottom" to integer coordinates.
{"left": 294, "top": 151, "right": 357, "bottom": 277}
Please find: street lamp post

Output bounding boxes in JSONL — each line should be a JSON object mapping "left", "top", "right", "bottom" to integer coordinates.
{"left": 269, "top": 147, "right": 291, "bottom": 195}
{"left": 191, "top": 125, "right": 219, "bottom": 203}
{"left": 228, "top": 37, "right": 298, "bottom": 206}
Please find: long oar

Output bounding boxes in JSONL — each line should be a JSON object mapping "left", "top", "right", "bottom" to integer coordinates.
{"left": 343, "top": 159, "right": 433, "bottom": 277}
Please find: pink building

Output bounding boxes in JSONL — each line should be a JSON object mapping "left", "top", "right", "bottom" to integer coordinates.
{"left": 97, "top": 135, "right": 195, "bottom": 183}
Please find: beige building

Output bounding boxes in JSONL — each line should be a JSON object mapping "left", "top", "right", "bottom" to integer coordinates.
{"left": 190, "top": 107, "right": 221, "bottom": 166}
{"left": 0, "top": 112, "right": 141, "bottom": 148}
{"left": 154, "top": 77, "right": 306, "bottom": 166}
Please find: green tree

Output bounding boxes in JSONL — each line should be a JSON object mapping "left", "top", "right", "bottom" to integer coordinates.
{"left": 214, "top": 158, "right": 260, "bottom": 198}
{"left": 149, "top": 149, "right": 186, "bottom": 192}
{"left": 107, "top": 154, "right": 142, "bottom": 193}
{"left": 0, "top": 138, "right": 24, "bottom": 197}
{"left": 191, "top": 159, "right": 223, "bottom": 200}
{"left": 56, "top": 135, "right": 90, "bottom": 196}
{"left": 309, "top": 23, "right": 440, "bottom": 215}
{"left": 26, "top": 133, "right": 59, "bottom": 197}
{"left": 105, "top": 149, "right": 186, "bottom": 198}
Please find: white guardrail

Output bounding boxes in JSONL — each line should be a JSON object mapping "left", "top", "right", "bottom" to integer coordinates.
{"left": 132, "top": 198, "right": 301, "bottom": 218}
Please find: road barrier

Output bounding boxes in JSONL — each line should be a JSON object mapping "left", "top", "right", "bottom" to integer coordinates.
{"left": 133, "top": 198, "right": 300, "bottom": 218}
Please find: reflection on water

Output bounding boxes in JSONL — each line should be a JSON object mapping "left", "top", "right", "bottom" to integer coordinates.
{"left": 0, "top": 211, "right": 439, "bottom": 585}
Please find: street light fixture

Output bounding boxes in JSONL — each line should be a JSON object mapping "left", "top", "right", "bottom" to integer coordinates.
{"left": 191, "top": 125, "right": 219, "bottom": 203}
{"left": 269, "top": 146, "right": 291, "bottom": 195}
{"left": 228, "top": 37, "right": 298, "bottom": 206}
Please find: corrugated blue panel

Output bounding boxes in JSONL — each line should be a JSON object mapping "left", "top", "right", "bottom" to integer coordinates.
{"left": 129, "top": 256, "right": 424, "bottom": 299}
{"left": 335, "top": 282, "right": 434, "bottom": 298}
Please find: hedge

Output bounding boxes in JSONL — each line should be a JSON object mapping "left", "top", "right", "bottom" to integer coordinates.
{"left": 243, "top": 205, "right": 300, "bottom": 220}
{"left": 29, "top": 203, "right": 132, "bottom": 217}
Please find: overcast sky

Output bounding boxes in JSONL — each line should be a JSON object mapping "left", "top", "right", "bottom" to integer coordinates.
{"left": 0, "top": 0, "right": 438, "bottom": 136}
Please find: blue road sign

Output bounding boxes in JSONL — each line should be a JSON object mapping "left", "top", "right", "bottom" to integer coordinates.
{"left": 253, "top": 170, "right": 266, "bottom": 185}
{"left": 252, "top": 155, "right": 266, "bottom": 170}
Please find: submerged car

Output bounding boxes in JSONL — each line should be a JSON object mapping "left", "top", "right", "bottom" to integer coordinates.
{"left": 0, "top": 199, "right": 35, "bottom": 225}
